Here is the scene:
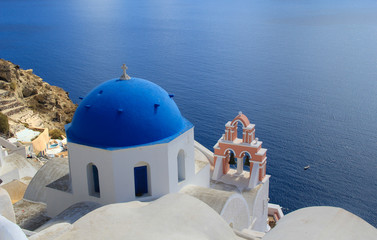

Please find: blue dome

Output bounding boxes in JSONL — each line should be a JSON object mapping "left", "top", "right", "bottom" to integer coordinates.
{"left": 66, "top": 78, "right": 192, "bottom": 149}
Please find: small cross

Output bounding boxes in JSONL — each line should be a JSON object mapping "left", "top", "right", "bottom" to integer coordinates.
{"left": 120, "top": 64, "right": 131, "bottom": 80}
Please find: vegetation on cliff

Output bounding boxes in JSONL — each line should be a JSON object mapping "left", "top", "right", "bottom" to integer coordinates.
{"left": 49, "top": 129, "right": 65, "bottom": 139}
{"left": 0, "top": 112, "right": 9, "bottom": 135}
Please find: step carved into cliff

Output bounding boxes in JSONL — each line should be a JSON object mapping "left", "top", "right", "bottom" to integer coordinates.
{"left": 4, "top": 106, "right": 27, "bottom": 117}
{"left": 0, "top": 101, "right": 22, "bottom": 111}
{"left": 0, "top": 98, "right": 17, "bottom": 105}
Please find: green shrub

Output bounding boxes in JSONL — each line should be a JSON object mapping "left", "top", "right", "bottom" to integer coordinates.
{"left": 10, "top": 81, "right": 16, "bottom": 91}
{"left": 0, "top": 112, "right": 9, "bottom": 135}
{"left": 49, "top": 128, "right": 65, "bottom": 139}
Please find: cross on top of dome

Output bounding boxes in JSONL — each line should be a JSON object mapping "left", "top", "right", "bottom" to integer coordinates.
{"left": 120, "top": 64, "right": 131, "bottom": 80}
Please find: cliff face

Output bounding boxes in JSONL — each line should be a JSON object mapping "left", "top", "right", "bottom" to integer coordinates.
{"left": 0, "top": 59, "right": 77, "bottom": 134}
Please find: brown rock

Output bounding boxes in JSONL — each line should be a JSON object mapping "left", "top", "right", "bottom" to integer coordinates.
{"left": 22, "top": 87, "right": 38, "bottom": 98}
{"left": 0, "top": 58, "right": 77, "bottom": 132}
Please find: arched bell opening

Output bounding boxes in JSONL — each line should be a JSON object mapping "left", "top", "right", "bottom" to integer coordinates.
{"left": 228, "top": 150, "right": 236, "bottom": 169}
{"left": 222, "top": 149, "right": 236, "bottom": 174}
{"left": 242, "top": 152, "right": 251, "bottom": 172}
{"left": 236, "top": 121, "right": 244, "bottom": 141}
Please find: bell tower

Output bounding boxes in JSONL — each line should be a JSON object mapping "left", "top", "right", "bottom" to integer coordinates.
{"left": 212, "top": 112, "right": 267, "bottom": 189}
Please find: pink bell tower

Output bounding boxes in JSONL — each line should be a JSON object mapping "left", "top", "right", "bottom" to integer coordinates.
{"left": 212, "top": 112, "right": 267, "bottom": 189}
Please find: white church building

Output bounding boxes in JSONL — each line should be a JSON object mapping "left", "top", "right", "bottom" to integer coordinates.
{"left": 44, "top": 66, "right": 210, "bottom": 216}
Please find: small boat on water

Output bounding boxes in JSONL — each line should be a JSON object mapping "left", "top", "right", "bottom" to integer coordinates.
{"left": 304, "top": 165, "right": 310, "bottom": 170}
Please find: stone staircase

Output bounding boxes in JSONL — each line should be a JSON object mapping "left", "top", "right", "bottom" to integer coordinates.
{"left": 0, "top": 96, "right": 26, "bottom": 117}
{"left": 0, "top": 99, "right": 23, "bottom": 112}
{"left": 0, "top": 89, "right": 9, "bottom": 97}
{"left": 0, "top": 91, "right": 44, "bottom": 132}
{"left": 3, "top": 106, "right": 27, "bottom": 117}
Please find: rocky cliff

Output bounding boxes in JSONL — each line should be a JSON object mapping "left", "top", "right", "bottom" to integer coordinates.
{"left": 0, "top": 59, "right": 77, "bottom": 134}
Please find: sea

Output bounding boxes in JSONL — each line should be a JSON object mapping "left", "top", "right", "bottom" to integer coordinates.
{"left": 1, "top": 0, "right": 377, "bottom": 227}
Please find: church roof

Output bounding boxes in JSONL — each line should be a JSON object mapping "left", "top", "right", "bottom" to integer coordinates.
{"left": 31, "top": 194, "right": 240, "bottom": 240}
{"left": 66, "top": 77, "right": 192, "bottom": 149}
{"left": 263, "top": 206, "right": 377, "bottom": 240}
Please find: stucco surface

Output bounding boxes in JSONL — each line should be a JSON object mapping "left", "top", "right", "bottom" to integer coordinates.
{"left": 29, "top": 223, "right": 73, "bottom": 240}
{"left": 180, "top": 185, "right": 235, "bottom": 214}
{"left": 241, "top": 184, "right": 262, "bottom": 218}
{"left": 37, "top": 201, "right": 102, "bottom": 231}
{"left": 24, "top": 158, "right": 69, "bottom": 203}
{"left": 53, "top": 193, "right": 242, "bottom": 240}
{"left": 194, "top": 145, "right": 210, "bottom": 174}
{"left": 1, "top": 179, "right": 27, "bottom": 203}
{"left": 210, "top": 179, "right": 239, "bottom": 192}
{"left": 181, "top": 185, "right": 250, "bottom": 230}
{"left": 0, "top": 215, "right": 28, "bottom": 240}
{"left": 13, "top": 199, "right": 49, "bottom": 230}
{"left": 263, "top": 206, "right": 377, "bottom": 240}
{"left": 194, "top": 140, "right": 214, "bottom": 166}
{"left": 31, "top": 128, "right": 50, "bottom": 154}
{"left": 46, "top": 174, "right": 71, "bottom": 192}
{"left": 0, "top": 187, "right": 15, "bottom": 222}
{"left": 0, "top": 153, "right": 40, "bottom": 184}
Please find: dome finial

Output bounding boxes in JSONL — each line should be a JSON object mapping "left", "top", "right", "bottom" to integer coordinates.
{"left": 120, "top": 64, "right": 131, "bottom": 80}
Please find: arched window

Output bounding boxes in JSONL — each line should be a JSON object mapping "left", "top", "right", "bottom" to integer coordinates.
{"left": 177, "top": 150, "right": 185, "bottom": 182}
{"left": 134, "top": 162, "right": 151, "bottom": 197}
{"left": 87, "top": 163, "right": 100, "bottom": 197}
{"left": 236, "top": 121, "right": 244, "bottom": 140}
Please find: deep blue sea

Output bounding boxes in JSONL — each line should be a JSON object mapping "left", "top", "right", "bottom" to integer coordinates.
{"left": 1, "top": 0, "right": 377, "bottom": 227}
